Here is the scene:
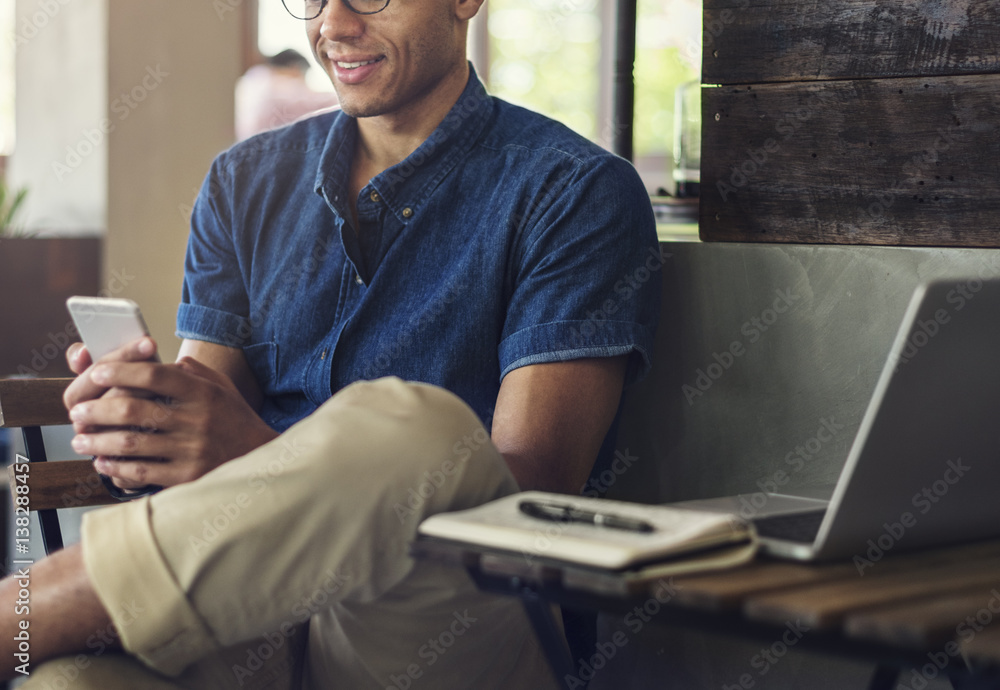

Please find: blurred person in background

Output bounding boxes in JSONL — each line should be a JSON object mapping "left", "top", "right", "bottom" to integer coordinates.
{"left": 235, "top": 48, "right": 339, "bottom": 140}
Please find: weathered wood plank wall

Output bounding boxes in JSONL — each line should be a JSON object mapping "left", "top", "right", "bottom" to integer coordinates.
{"left": 699, "top": 0, "right": 1000, "bottom": 245}
{"left": 703, "top": 0, "right": 1000, "bottom": 84}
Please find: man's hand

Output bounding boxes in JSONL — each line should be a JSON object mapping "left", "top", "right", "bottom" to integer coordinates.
{"left": 64, "top": 339, "right": 278, "bottom": 489}
{"left": 64, "top": 337, "right": 160, "bottom": 408}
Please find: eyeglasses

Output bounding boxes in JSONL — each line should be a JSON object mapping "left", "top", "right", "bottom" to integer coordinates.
{"left": 281, "top": 0, "right": 391, "bottom": 19}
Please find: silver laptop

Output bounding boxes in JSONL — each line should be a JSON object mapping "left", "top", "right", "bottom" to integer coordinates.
{"left": 678, "top": 278, "right": 1000, "bottom": 562}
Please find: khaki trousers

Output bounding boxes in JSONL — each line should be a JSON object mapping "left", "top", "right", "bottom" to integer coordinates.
{"left": 23, "top": 378, "right": 558, "bottom": 690}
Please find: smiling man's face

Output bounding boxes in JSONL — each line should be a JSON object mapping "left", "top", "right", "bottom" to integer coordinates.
{"left": 306, "top": 0, "right": 474, "bottom": 121}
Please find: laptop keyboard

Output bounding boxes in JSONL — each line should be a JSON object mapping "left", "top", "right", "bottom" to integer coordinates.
{"left": 753, "top": 510, "right": 826, "bottom": 544}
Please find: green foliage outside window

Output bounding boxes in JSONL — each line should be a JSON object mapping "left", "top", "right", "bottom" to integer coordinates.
{"left": 486, "top": 0, "right": 701, "bottom": 170}
{"left": 486, "top": 0, "right": 601, "bottom": 139}
{"left": 635, "top": 0, "right": 700, "bottom": 159}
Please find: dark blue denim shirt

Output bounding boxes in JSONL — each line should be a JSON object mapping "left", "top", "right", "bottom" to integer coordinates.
{"left": 178, "top": 68, "right": 662, "bottom": 437}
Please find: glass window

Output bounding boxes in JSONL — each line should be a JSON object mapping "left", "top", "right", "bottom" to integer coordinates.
{"left": 481, "top": 0, "right": 700, "bottom": 194}
{"left": 485, "top": 0, "right": 604, "bottom": 141}
{"left": 634, "top": 0, "right": 700, "bottom": 194}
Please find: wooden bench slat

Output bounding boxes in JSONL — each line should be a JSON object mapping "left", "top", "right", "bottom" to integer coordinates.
{"left": 0, "top": 378, "right": 73, "bottom": 428}
{"left": 669, "top": 561, "right": 857, "bottom": 611}
{"left": 670, "top": 540, "right": 1000, "bottom": 613}
{"left": 7, "top": 460, "right": 118, "bottom": 511}
{"left": 845, "top": 584, "right": 1000, "bottom": 649}
{"left": 744, "top": 548, "right": 1000, "bottom": 630}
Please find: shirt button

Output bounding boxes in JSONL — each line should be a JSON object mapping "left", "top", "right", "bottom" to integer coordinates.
{"left": 355, "top": 274, "right": 364, "bottom": 285}
{"left": 370, "top": 191, "right": 381, "bottom": 203}
{"left": 402, "top": 207, "right": 414, "bottom": 219}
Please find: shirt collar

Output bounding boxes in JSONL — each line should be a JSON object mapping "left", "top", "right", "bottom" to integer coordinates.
{"left": 314, "top": 64, "right": 494, "bottom": 224}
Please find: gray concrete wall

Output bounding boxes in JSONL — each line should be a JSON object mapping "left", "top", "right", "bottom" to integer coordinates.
{"left": 613, "top": 241, "right": 1000, "bottom": 505}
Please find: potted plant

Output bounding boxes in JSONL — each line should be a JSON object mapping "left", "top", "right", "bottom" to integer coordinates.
{"left": 0, "top": 179, "right": 30, "bottom": 237}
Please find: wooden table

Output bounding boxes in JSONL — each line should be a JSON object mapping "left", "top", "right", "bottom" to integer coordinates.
{"left": 413, "top": 537, "right": 1000, "bottom": 689}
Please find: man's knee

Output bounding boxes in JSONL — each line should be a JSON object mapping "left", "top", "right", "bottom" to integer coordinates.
{"left": 334, "top": 377, "right": 480, "bottom": 434}
{"left": 297, "top": 378, "right": 515, "bottom": 517}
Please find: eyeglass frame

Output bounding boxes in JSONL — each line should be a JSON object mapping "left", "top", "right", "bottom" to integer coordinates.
{"left": 281, "top": 0, "right": 392, "bottom": 19}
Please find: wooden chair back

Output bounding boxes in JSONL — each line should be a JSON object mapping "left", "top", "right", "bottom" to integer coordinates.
{"left": 0, "top": 378, "right": 117, "bottom": 553}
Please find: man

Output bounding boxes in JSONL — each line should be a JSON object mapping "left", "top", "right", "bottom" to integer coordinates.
{"left": 236, "top": 48, "right": 339, "bottom": 141}
{"left": 1, "top": 0, "right": 660, "bottom": 686}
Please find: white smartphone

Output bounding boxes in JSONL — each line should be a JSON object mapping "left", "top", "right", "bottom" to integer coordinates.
{"left": 66, "top": 296, "right": 159, "bottom": 362}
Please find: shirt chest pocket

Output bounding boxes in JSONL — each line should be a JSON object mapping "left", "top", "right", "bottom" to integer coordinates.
{"left": 242, "top": 341, "right": 279, "bottom": 391}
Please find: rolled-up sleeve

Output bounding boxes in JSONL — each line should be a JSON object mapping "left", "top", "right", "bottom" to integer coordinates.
{"left": 498, "top": 155, "right": 662, "bottom": 386}
{"left": 177, "top": 157, "right": 252, "bottom": 350}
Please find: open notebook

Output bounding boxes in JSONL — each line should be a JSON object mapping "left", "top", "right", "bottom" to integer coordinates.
{"left": 416, "top": 491, "right": 757, "bottom": 595}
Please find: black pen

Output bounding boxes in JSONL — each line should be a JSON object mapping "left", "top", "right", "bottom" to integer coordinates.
{"left": 518, "top": 500, "right": 655, "bottom": 533}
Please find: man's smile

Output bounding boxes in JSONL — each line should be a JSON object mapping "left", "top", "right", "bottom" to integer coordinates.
{"left": 328, "top": 55, "right": 386, "bottom": 84}
{"left": 335, "top": 57, "right": 383, "bottom": 69}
